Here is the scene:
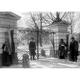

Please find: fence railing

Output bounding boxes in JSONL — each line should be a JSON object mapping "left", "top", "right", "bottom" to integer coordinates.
{"left": 17, "top": 49, "right": 29, "bottom": 62}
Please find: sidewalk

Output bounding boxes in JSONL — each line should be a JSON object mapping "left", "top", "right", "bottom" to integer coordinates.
{"left": 7, "top": 57, "right": 80, "bottom": 68}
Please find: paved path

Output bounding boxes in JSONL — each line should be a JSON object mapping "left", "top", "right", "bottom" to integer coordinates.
{"left": 30, "top": 57, "right": 80, "bottom": 68}
{"left": 8, "top": 57, "right": 80, "bottom": 68}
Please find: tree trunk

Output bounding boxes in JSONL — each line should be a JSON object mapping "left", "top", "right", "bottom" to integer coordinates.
{"left": 71, "top": 25, "right": 73, "bottom": 34}
{"left": 40, "top": 13, "right": 43, "bottom": 47}
{"left": 40, "top": 31, "right": 42, "bottom": 47}
{"left": 52, "top": 33, "right": 55, "bottom": 54}
{"left": 36, "top": 30, "right": 39, "bottom": 59}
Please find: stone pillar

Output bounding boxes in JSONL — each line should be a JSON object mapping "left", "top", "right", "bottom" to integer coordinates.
{"left": 22, "top": 54, "right": 30, "bottom": 68}
{"left": 0, "top": 12, "right": 20, "bottom": 67}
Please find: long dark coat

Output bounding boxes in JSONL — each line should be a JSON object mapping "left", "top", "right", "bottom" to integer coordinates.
{"left": 69, "top": 40, "right": 78, "bottom": 61}
{"left": 29, "top": 41, "right": 36, "bottom": 56}
{"left": 2, "top": 43, "right": 10, "bottom": 66}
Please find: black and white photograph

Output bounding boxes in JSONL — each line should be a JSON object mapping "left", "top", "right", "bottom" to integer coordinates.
{"left": 1, "top": 0, "right": 80, "bottom": 80}
{"left": 0, "top": 11, "right": 80, "bottom": 68}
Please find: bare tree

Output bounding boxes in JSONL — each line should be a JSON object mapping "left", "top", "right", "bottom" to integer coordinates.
{"left": 64, "top": 12, "right": 75, "bottom": 34}
{"left": 42, "top": 12, "right": 70, "bottom": 26}
{"left": 24, "top": 12, "right": 72, "bottom": 58}
{"left": 29, "top": 12, "right": 39, "bottom": 59}
{"left": 42, "top": 12, "right": 71, "bottom": 53}
{"left": 25, "top": 12, "right": 49, "bottom": 59}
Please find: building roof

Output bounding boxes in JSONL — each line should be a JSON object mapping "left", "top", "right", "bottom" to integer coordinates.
{"left": 0, "top": 12, "right": 21, "bottom": 20}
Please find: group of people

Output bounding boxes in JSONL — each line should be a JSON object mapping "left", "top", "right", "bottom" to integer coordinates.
{"left": 29, "top": 37, "right": 79, "bottom": 62}
{"left": 1, "top": 36, "right": 79, "bottom": 67}
{"left": 58, "top": 37, "right": 79, "bottom": 62}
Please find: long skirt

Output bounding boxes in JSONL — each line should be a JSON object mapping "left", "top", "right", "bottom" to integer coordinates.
{"left": 59, "top": 50, "right": 65, "bottom": 59}
{"left": 2, "top": 51, "right": 10, "bottom": 66}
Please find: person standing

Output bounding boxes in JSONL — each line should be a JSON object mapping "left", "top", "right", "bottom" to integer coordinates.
{"left": 2, "top": 41, "right": 10, "bottom": 66}
{"left": 29, "top": 37, "right": 36, "bottom": 60}
{"left": 58, "top": 39, "right": 67, "bottom": 59}
{"left": 69, "top": 37, "right": 79, "bottom": 62}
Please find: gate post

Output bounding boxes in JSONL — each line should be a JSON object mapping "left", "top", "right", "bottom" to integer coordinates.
{"left": 10, "top": 30, "right": 18, "bottom": 65}
{"left": 22, "top": 54, "right": 30, "bottom": 68}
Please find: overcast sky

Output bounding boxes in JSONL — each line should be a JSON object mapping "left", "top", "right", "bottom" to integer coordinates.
{"left": 0, "top": 0, "right": 80, "bottom": 33}
{"left": 17, "top": 12, "right": 80, "bottom": 33}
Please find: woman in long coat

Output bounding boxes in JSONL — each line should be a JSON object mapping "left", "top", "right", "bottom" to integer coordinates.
{"left": 2, "top": 41, "right": 10, "bottom": 66}
{"left": 58, "top": 39, "right": 67, "bottom": 59}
